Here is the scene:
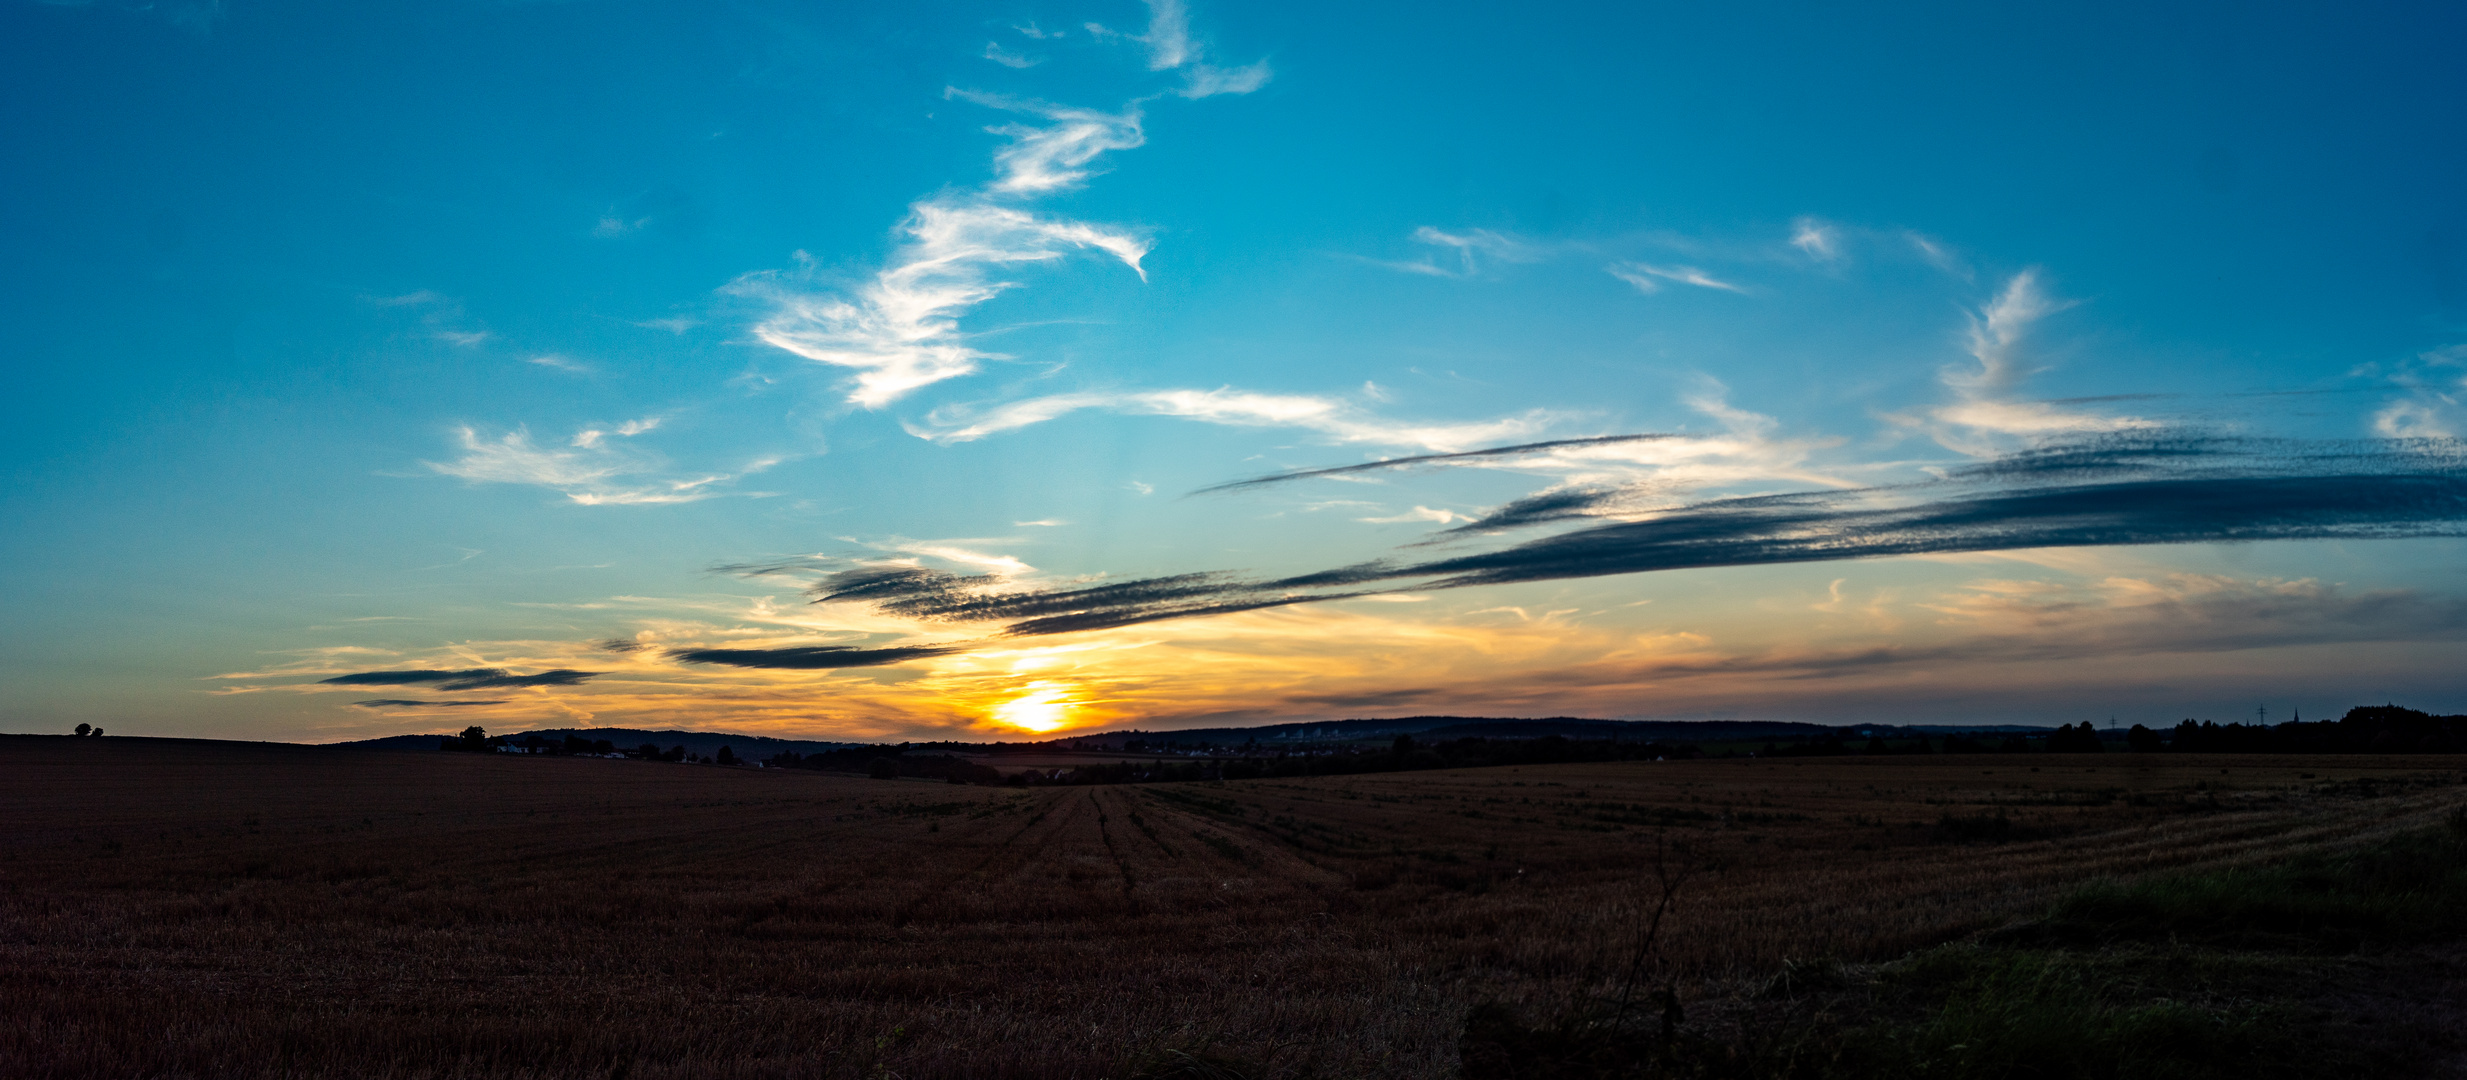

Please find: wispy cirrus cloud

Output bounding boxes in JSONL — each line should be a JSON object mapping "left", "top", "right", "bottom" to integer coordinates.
{"left": 363, "top": 289, "right": 494, "bottom": 347}
{"left": 1607, "top": 260, "right": 1748, "bottom": 294}
{"left": 1892, "top": 270, "right": 2156, "bottom": 455}
{"left": 1790, "top": 217, "right": 1841, "bottom": 261}
{"left": 1192, "top": 434, "right": 1679, "bottom": 493}
{"left": 730, "top": 201, "right": 1150, "bottom": 410}
{"left": 956, "top": 90, "right": 1151, "bottom": 195}
{"left": 1086, "top": 0, "right": 1271, "bottom": 98}
{"left": 733, "top": 3, "right": 1263, "bottom": 410}
{"left": 1193, "top": 378, "right": 1856, "bottom": 530}
{"left": 2366, "top": 344, "right": 2467, "bottom": 439}
{"left": 1353, "top": 226, "right": 1540, "bottom": 278}
{"left": 906, "top": 386, "right": 1560, "bottom": 450}
{"left": 983, "top": 41, "right": 1040, "bottom": 68}
{"left": 425, "top": 423, "right": 777, "bottom": 506}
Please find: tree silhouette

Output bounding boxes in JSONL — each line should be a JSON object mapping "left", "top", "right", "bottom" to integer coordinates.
{"left": 74, "top": 723, "right": 90, "bottom": 737}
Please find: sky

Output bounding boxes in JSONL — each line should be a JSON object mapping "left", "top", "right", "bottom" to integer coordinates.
{"left": 4, "top": 0, "right": 2466, "bottom": 743}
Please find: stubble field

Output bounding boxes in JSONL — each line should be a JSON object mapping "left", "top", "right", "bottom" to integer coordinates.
{"left": 3, "top": 735, "right": 2461, "bottom": 1078}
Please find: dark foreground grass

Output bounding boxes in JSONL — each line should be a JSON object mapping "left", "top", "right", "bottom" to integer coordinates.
{"left": 2024, "top": 807, "right": 2467, "bottom": 952}
{"left": 1462, "top": 813, "right": 2467, "bottom": 1078}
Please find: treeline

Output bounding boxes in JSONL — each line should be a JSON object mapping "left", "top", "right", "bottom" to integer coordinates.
{"left": 1764, "top": 724, "right": 2119, "bottom": 756}
{"left": 767, "top": 733, "right": 1703, "bottom": 787}
{"left": 2147, "top": 705, "right": 2464, "bottom": 754}
{"left": 1762, "top": 706, "right": 2466, "bottom": 757}
{"left": 434, "top": 705, "right": 2465, "bottom": 784}
{"left": 437, "top": 727, "right": 734, "bottom": 763}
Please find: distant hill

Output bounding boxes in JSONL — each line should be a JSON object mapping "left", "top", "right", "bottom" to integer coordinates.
{"left": 325, "top": 717, "right": 2055, "bottom": 756}
{"left": 327, "top": 728, "right": 860, "bottom": 758}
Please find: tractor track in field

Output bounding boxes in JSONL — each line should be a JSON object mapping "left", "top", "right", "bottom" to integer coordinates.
{"left": 887, "top": 789, "right": 1077, "bottom": 928}
{"left": 1089, "top": 790, "right": 1139, "bottom": 907}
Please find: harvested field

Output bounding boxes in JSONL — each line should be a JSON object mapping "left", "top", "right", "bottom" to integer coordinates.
{"left": 3, "top": 735, "right": 2461, "bottom": 1078}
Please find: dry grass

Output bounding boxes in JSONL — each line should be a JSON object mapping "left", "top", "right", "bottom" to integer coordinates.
{"left": 3, "top": 735, "right": 2460, "bottom": 1078}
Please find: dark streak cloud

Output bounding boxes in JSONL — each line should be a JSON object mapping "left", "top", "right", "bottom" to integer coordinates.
{"left": 798, "top": 435, "right": 2467, "bottom": 639}
{"left": 352, "top": 699, "right": 511, "bottom": 709}
{"left": 668, "top": 644, "right": 963, "bottom": 669}
{"left": 1190, "top": 434, "right": 1675, "bottom": 494}
{"left": 319, "top": 668, "right": 602, "bottom": 690}
{"left": 1433, "top": 485, "right": 1631, "bottom": 536}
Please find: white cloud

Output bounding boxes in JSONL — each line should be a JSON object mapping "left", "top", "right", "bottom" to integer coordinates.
{"left": 2368, "top": 344, "right": 2467, "bottom": 439}
{"left": 1352, "top": 256, "right": 1461, "bottom": 278}
{"left": 983, "top": 41, "right": 1039, "bottom": 68}
{"left": 874, "top": 538, "right": 1037, "bottom": 577}
{"left": 1358, "top": 505, "right": 1469, "bottom": 525}
{"left": 1086, "top": 0, "right": 1271, "bottom": 98}
{"left": 907, "top": 386, "right": 1559, "bottom": 451}
{"left": 365, "top": 289, "right": 494, "bottom": 346}
{"left": 1140, "top": 0, "right": 1192, "bottom": 69}
{"left": 1790, "top": 217, "right": 1840, "bottom": 261}
{"left": 950, "top": 90, "right": 1148, "bottom": 194}
{"left": 528, "top": 354, "right": 592, "bottom": 374}
{"left": 1088, "top": 0, "right": 1190, "bottom": 70}
{"left": 1896, "top": 270, "right": 2154, "bottom": 455}
{"left": 571, "top": 417, "right": 659, "bottom": 448}
{"left": 1359, "top": 227, "right": 1538, "bottom": 278}
{"left": 733, "top": 202, "right": 1149, "bottom": 408}
{"left": 593, "top": 215, "right": 650, "bottom": 239}
{"left": 368, "top": 290, "right": 447, "bottom": 307}
{"left": 1906, "top": 232, "right": 1964, "bottom": 274}
{"left": 426, "top": 425, "right": 773, "bottom": 506}
{"left": 1178, "top": 60, "right": 1273, "bottom": 98}
{"left": 1608, "top": 261, "right": 1747, "bottom": 294}
{"left": 1950, "top": 269, "right": 2065, "bottom": 398}
{"left": 2375, "top": 399, "right": 2458, "bottom": 439}
{"left": 731, "top": 4, "right": 1258, "bottom": 410}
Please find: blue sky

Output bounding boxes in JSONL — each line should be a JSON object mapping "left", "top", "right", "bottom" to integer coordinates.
{"left": 4, "top": 0, "right": 2464, "bottom": 741}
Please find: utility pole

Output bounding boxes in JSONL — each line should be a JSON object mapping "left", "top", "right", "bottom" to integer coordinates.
{"left": 2256, "top": 704, "right": 2267, "bottom": 725}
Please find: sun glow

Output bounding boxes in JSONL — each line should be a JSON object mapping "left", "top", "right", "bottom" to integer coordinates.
{"left": 990, "top": 680, "right": 1077, "bottom": 733}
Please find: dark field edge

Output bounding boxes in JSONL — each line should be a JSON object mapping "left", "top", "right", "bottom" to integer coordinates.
{"left": 1449, "top": 810, "right": 2467, "bottom": 1080}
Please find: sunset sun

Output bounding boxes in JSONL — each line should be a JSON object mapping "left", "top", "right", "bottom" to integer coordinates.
{"left": 989, "top": 682, "right": 1076, "bottom": 734}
